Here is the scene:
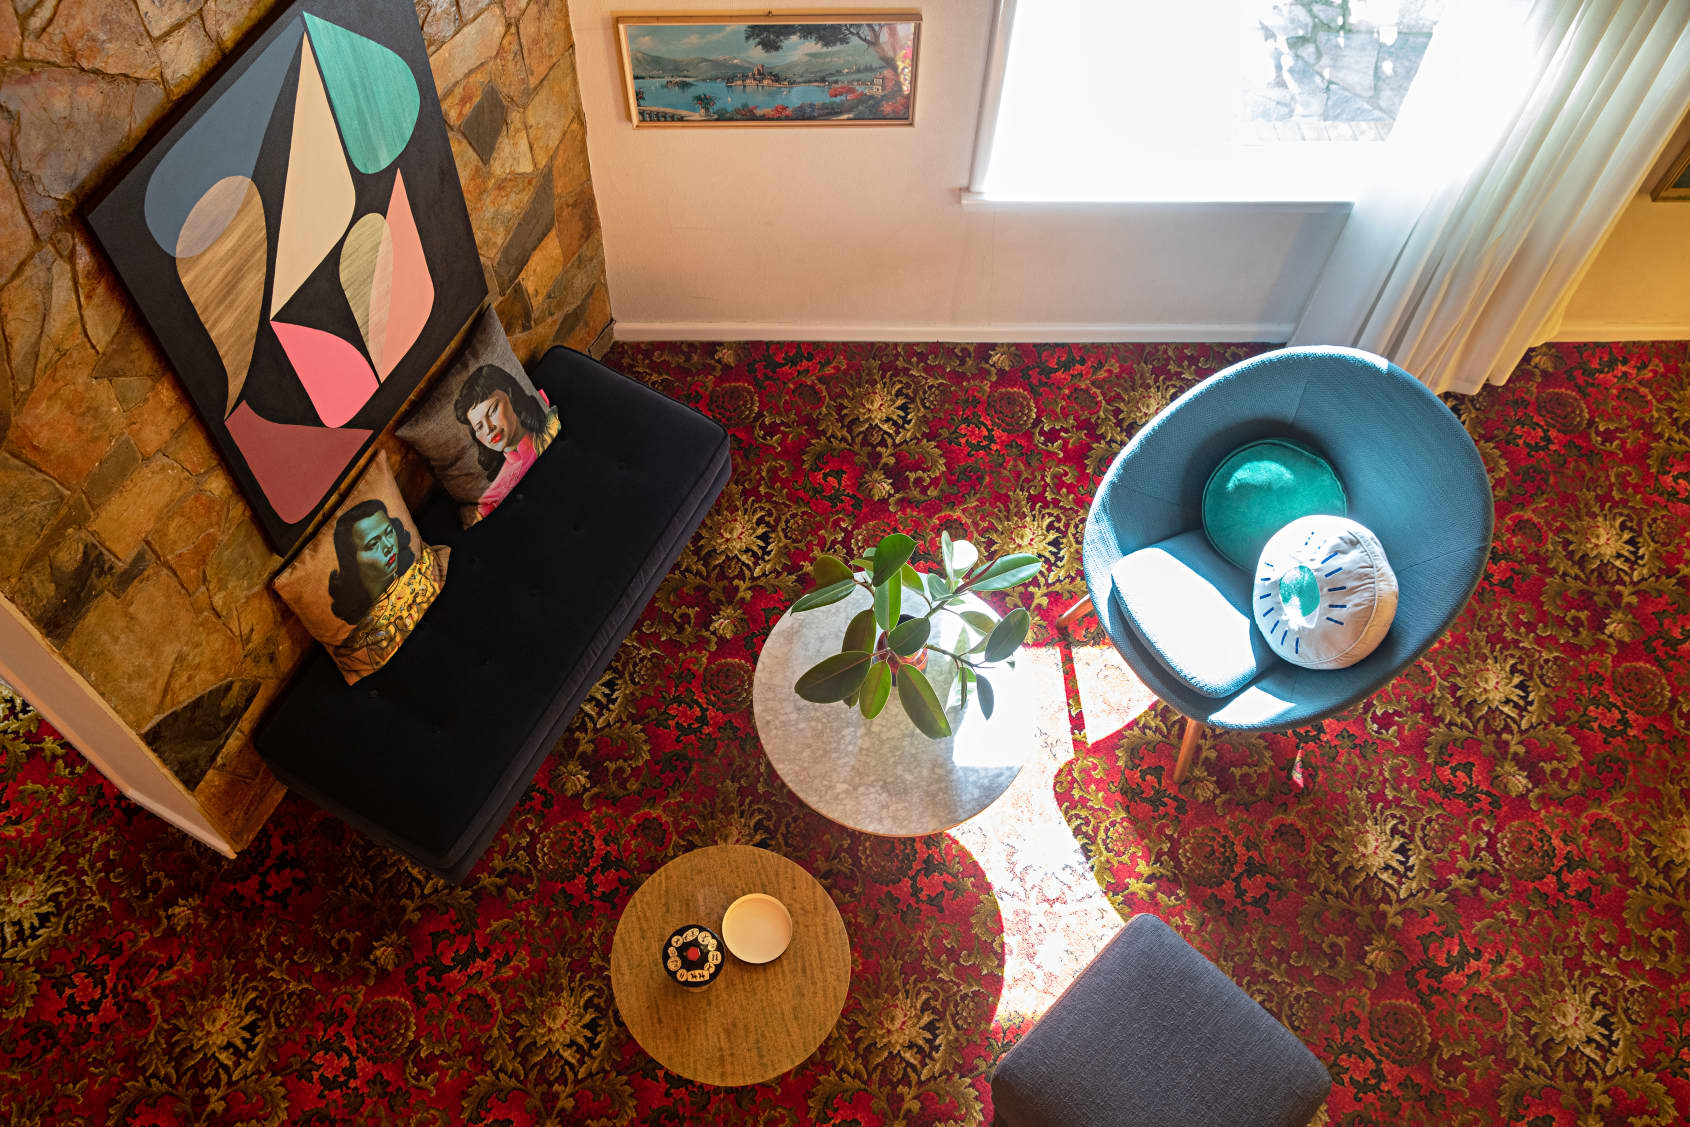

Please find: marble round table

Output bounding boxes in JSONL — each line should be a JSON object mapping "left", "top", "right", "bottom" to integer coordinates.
{"left": 752, "top": 585, "right": 1035, "bottom": 836}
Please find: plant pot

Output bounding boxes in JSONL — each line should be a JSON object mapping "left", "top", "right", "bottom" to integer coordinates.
{"left": 876, "top": 615, "right": 929, "bottom": 674}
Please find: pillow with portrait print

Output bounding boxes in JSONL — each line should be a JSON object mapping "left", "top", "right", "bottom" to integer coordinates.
{"left": 396, "top": 305, "right": 561, "bottom": 526}
{"left": 272, "top": 452, "right": 450, "bottom": 685}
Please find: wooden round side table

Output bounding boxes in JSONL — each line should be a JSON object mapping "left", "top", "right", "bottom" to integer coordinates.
{"left": 609, "top": 845, "right": 851, "bottom": 1086}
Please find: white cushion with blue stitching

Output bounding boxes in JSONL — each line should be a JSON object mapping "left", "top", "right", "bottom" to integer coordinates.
{"left": 1255, "top": 515, "right": 1397, "bottom": 670}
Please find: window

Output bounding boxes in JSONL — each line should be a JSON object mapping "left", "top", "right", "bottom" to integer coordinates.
{"left": 974, "top": 0, "right": 1445, "bottom": 203}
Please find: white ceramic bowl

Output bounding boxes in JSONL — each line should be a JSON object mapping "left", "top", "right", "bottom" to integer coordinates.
{"left": 720, "top": 893, "right": 793, "bottom": 964}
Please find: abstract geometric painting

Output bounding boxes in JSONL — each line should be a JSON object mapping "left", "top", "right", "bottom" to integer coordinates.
{"left": 87, "top": 0, "right": 484, "bottom": 554}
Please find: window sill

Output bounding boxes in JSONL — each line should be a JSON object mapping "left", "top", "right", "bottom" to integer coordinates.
{"left": 958, "top": 190, "right": 1354, "bottom": 214}
{"left": 969, "top": 136, "right": 1380, "bottom": 213}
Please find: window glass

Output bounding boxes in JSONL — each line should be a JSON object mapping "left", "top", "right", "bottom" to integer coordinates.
{"left": 1246, "top": 0, "right": 1444, "bottom": 142}
{"left": 981, "top": 0, "right": 1445, "bottom": 200}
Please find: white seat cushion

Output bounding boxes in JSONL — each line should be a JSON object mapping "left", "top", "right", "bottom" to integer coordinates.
{"left": 1110, "top": 530, "right": 1278, "bottom": 699}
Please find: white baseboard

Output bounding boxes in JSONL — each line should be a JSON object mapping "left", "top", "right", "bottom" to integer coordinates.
{"left": 611, "top": 321, "right": 1295, "bottom": 343}
{"left": 1548, "top": 321, "right": 1690, "bottom": 342}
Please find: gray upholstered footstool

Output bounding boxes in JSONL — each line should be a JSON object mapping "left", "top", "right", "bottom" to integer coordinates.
{"left": 991, "top": 915, "right": 1330, "bottom": 1127}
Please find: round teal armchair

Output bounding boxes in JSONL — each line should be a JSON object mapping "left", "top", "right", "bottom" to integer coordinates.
{"left": 1074, "top": 347, "right": 1493, "bottom": 778}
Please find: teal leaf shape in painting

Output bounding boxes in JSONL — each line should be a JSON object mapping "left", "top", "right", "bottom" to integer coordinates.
{"left": 303, "top": 14, "right": 420, "bottom": 174}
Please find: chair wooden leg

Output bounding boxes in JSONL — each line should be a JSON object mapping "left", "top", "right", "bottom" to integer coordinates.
{"left": 1173, "top": 718, "right": 1203, "bottom": 786}
{"left": 1057, "top": 594, "right": 1094, "bottom": 629}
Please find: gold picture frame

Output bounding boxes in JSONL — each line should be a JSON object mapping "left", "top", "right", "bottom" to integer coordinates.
{"left": 615, "top": 11, "right": 920, "bottom": 128}
{"left": 1651, "top": 137, "right": 1690, "bottom": 201}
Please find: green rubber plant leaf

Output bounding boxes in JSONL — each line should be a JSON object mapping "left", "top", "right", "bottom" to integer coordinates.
{"left": 899, "top": 563, "right": 926, "bottom": 597}
{"left": 982, "top": 607, "right": 1031, "bottom": 662}
{"left": 869, "top": 533, "right": 916, "bottom": 587}
{"left": 844, "top": 691, "right": 858, "bottom": 708}
{"left": 976, "top": 672, "right": 995, "bottom": 720}
{"left": 792, "top": 578, "right": 857, "bottom": 612}
{"left": 794, "top": 650, "right": 873, "bottom": 703}
{"left": 873, "top": 574, "right": 901, "bottom": 634}
{"left": 925, "top": 572, "right": 952, "bottom": 601}
{"left": 887, "top": 615, "right": 931, "bottom": 657}
{"left": 896, "top": 664, "right": 952, "bottom": 739}
{"left": 941, "top": 530, "right": 956, "bottom": 585}
{"left": 842, "top": 608, "right": 876, "bottom": 655}
{"left": 811, "top": 553, "right": 853, "bottom": 588}
{"left": 958, "top": 663, "right": 974, "bottom": 712}
{"left": 960, "top": 609, "right": 998, "bottom": 634}
{"left": 858, "top": 660, "right": 891, "bottom": 719}
{"left": 966, "top": 554, "right": 1042, "bottom": 591}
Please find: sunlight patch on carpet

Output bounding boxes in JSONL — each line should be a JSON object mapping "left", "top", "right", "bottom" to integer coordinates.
{"left": 1068, "top": 640, "right": 1156, "bottom": 744}
{"left": 949, "top": 647, "right": 1133, "bottom": 1029}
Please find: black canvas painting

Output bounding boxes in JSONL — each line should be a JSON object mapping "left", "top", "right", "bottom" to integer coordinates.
{"left": 87, "top": 0, "right": 485, "bottom": 553}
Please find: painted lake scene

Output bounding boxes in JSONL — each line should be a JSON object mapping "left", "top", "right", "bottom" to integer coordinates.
{"left": 618, "top": 16, "right": 920, "bottom": 126}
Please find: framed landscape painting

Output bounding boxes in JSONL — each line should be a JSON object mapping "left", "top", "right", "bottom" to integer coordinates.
{"left": 1652, "top": 137, "right": 1690, "bottom": 201}
{"left": 87, "top": 0, "right": 485, "bottom": 554}
{"left": 617, "top": 12, "right": 920, "bottom": 127}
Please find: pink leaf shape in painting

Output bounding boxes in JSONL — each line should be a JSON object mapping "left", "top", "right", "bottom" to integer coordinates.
{"left": 378, "top": 170, "right": 433, "bottom": 378}
{"left": 271, "top": 320, "right": 380, "bottom": 427}
{"left": 225, "top": 401, "right": 370, "bottom": 524}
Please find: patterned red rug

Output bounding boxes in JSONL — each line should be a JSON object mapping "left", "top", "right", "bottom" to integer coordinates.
{"left": 2, "top": 340, "right": 1687, "bottom": 1125}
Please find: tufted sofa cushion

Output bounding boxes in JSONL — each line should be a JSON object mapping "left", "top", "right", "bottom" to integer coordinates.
{"left": 254, "top": 346, "right": 731, "bottom": 881}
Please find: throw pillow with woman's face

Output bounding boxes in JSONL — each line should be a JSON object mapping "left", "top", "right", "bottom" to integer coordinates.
{"left": 455, "top": 366, "right": 549, "bottom": 478}
{"left": 272, "top": 453, "right": 450, "bottom": 685}
{"left": 327, "top": 500, "right": 415, "bottom": 625}
{"left": 395, "top": 307, "right": 562, "bottom": 527}
{"left": 451, "top": 363, "right": 561, "bottom": 519}
{"left": 465, "top": 386, "right": 519, "bottom": 453}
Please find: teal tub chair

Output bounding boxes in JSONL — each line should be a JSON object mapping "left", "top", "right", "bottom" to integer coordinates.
{"left": 1063, "top": 346, "right": 1493, "bottom": 783}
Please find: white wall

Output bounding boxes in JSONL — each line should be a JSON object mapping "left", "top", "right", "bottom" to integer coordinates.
{"left": 1554, "top": 111, "right": 1690, "bottom": 340}
{"left": 571, "top": 0, "right": 1349, "bottom": 341}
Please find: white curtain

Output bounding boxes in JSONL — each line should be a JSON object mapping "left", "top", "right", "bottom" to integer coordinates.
{"left": 1291, "top": 0, "right": 1690, "bottom": 394}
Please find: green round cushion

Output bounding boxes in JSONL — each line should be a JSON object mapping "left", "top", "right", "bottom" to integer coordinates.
{"left": 1201, "top": 439, "right": 1347, "bottom": 571}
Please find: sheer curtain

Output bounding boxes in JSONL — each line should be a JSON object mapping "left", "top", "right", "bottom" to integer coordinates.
{"left": 1291, "top": 0, "right": 1690, "bottom": 394}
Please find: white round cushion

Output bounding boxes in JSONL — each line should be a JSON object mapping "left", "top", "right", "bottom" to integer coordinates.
{"left": 1255, "top": 515, "right": 1397, "bottom": 670}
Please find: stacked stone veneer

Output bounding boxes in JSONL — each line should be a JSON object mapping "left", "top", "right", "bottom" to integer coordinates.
{"left": 0, "top": 0, "right": 608, "bottom": 840}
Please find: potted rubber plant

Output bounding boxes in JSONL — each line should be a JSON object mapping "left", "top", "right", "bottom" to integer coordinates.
{"left": 788, "top": 532, "right": 1042, "bottom": 739}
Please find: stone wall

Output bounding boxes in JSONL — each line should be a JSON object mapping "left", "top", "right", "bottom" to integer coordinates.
{"left": 0, "top": 0, "right": 608, "bottom": 843}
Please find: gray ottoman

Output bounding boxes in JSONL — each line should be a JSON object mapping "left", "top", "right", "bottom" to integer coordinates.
{"left": 991, "top": 915, "right": 1330, "bottom": 1127}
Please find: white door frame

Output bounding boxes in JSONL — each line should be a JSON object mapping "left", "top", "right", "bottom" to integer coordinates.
{"left": 0, "top": 594, "right": 233, "bottom": 856}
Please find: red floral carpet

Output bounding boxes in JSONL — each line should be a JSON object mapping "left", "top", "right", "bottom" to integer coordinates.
{"left": 3, "top": 340, "right": 1688, "bottom": 1125}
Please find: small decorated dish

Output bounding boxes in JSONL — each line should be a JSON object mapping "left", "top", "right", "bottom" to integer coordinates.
{"left": 721, "top": 893, "right": 793, "bottom": 964}
{"left": 662, "top": 923, "right": 724, "bottom": 989}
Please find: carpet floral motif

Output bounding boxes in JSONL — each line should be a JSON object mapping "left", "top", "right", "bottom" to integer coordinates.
{"left": 1, "top": 339, "right": 1687, "bottom": 1125}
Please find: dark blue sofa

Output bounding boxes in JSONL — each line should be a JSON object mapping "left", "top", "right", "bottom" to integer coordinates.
{"left": 254, "top": 346, "right": 731, "bottom": 882}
